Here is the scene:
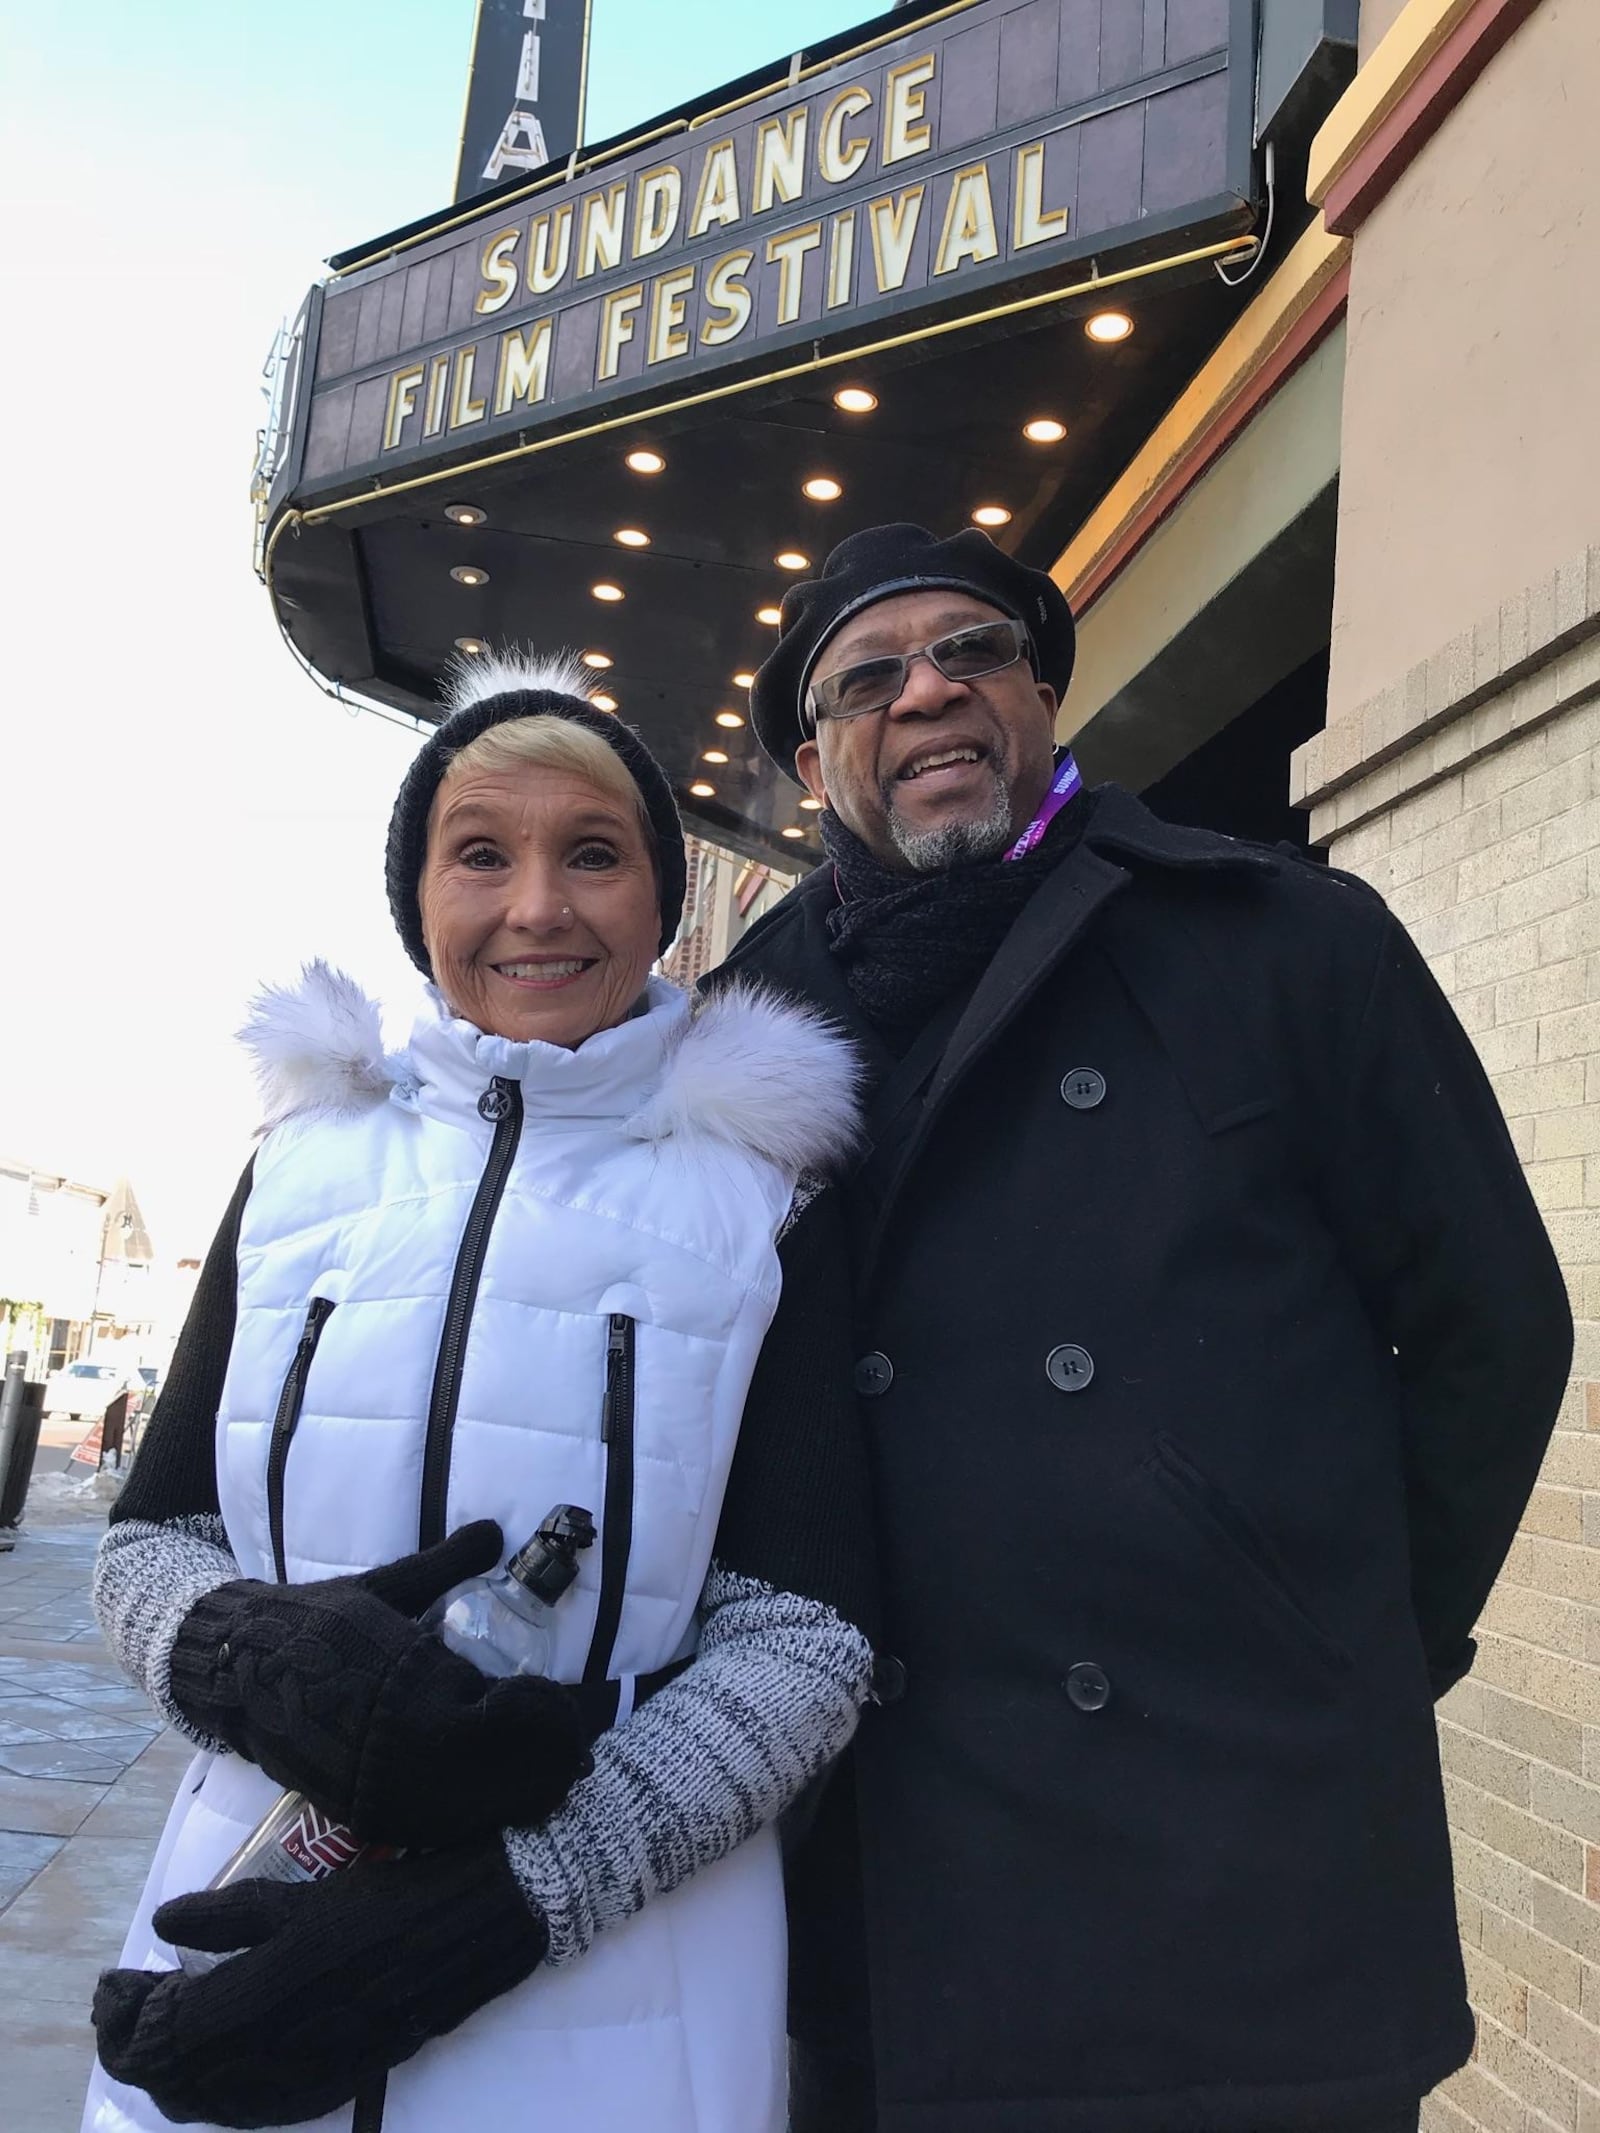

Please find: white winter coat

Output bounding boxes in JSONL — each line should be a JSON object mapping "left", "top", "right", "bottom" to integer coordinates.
{"left": 85, "top": 967, "right": 857, "bottom": 2133}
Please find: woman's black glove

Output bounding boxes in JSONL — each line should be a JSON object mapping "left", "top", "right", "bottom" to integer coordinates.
{"left": 167, "top": 1520, "right": 592, "bottom": 1848}
{"left": 93, "top": 1839, "right": 545, "bottom": 2129}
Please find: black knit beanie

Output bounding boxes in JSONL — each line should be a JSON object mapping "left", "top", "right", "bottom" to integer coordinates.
{"left": 751, "top": 523, "right": 1076, "bottom": 777}
{"left": 385, "top": 651, "right": 687, "bottom": 972}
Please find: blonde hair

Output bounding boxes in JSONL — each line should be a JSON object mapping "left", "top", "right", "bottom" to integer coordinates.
{"left": 439, "top": 715, "right": 653, "bottom": 849}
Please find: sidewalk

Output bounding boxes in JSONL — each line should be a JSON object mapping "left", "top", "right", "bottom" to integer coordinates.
{"left": 0, "top": 1469, "right": 188, "bottom": 2132}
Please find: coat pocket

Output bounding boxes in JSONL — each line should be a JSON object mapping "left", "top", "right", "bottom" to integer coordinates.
{"left": 1148, "top": 1432, "right": 1352, "bottom": 1675}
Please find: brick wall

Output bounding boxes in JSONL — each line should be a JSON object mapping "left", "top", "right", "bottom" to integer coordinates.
{"left": 1292, "top": 550, "right": 1600, "bottom": 2131}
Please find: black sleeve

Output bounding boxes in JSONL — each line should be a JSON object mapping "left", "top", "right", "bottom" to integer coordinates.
{"left": 714, "top": 1183, "right": 879, "bottom": 1646}
{"left": 113, "top": 1160, "right": 255, "bottom": 1529}
{"left": 1321, "top": 914, "right": 1572, "bottom": 1694}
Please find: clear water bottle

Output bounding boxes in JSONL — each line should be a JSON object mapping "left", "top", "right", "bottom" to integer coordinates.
{"left": 175, "top": 1507, "right": 594, "bottom": 1974}
{"left": 429, "top": 1504, "right": 596, "bottom": 1677}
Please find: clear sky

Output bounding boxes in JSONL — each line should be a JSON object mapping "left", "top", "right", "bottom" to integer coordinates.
{"left": 0, "top": 0, "right": 866, "bottom": 1262}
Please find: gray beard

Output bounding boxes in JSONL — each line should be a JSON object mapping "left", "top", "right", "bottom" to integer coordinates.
{"left": 886, "top": 763, "right": 1015, "bottom": 872}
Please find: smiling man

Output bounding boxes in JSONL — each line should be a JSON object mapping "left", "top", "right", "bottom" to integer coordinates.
{"left": 712, "top": 524, "right": 1572, "bottom": 2133}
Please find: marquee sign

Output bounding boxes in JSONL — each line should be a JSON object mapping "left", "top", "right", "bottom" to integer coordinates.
{"left": 286, "top": 0, "right": 1251, "bottom": 508}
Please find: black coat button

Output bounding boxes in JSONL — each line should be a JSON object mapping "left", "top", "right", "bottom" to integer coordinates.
{"left": 1045, "top": 1344, "right": 1095, "bottom": 1392}
{"left": 855, "top": 1351, "right": 894, "bottom": 1397}
{"left": 1065, "top": 1662, "right": 1111, "bottom": 1712}
{"left": 1060, "top": 1067, "right": 1106, "bottom": 1110}
{"left": 872, "top": 1655, "right": 908, "bottom": 1705}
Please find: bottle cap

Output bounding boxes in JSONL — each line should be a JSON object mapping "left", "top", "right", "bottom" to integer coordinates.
{"left": 507, "top": 1504, "right": 597, "bottom": 1604}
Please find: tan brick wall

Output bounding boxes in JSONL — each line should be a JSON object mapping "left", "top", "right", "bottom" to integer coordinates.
{"left": 1296, "top": 554, "right": 1600, "bottom": 2130}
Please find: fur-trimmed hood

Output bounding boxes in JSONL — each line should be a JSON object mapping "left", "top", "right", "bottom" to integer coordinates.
{"left": 238, "top": 961, "right": 859, "bottom": 1177}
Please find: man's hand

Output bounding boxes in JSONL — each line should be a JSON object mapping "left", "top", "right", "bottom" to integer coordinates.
{"left": 93, "top": 1842, "right": 546, "bottom": 2128}
{"left": 166, "top": 1521, "right": 593, "bottom": 1847}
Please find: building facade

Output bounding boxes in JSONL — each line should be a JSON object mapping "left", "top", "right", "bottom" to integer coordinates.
{"left": 1300, "top": 8, "right": 1600, "bottom": 2125}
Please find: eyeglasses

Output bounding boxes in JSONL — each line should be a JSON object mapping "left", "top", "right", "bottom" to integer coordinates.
{"left": 806, "top": 618, "right": 1032, "bottom": 726}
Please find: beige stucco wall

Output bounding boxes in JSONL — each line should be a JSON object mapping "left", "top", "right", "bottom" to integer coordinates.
{"left": 1358, "top": 0, "right": 1410, "bottom": 61}
{"left": 1327, "top": 0, "right": 1600, "bottom": 726}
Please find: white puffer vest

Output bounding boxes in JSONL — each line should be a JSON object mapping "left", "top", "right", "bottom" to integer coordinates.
{"left": 85, "top": 965, "right": 857, "bottom": 2133}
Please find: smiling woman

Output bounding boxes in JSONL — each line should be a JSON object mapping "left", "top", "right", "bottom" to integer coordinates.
{"left": 83, "top": 648, "right": 872, "bottom": 2133}
{"left": 421, "top": 713, "right": 663, "bottom": 1049}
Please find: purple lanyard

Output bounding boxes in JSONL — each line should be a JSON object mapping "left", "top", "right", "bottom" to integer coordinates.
{"left": 1003, "top": 751, "right": 1083, "bottom": 862}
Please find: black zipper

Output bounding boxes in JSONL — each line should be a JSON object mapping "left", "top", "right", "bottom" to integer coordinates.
{"left": 351, "top": 2074, "right": 386, "bottom": 2133}
{"left": 582, "top": 1313, "right": 637, "bottom": 1684}
{"left": 265, "top": 1297, "right": 336, "bottom": 1583}
{"left": 417, "top": 1076, "right": 523, "bottom": 1549}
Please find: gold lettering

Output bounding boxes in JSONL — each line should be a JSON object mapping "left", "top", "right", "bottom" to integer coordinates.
{"left": 1012, "top": 142, "right": 1070, "bottom": 249}
{"left": 753, "top": 109, "right": 808, "bottom": 213}
{"left": 475, "top": 227, "right": 521, "bottom": 315}
{"left": 766, "top": 222, "right": 822, "bottom": 325}
{"left": 882, "top": 55, "right": 935, "bottom": 165}
{"left": 383, "top": 365, "right": 424, "bottom": 451}
{"left": 597, "top": 283, "right": 645, "bottom": 380}
{"left": 700, "top": 249, "right": 754, "bottom": 346}
{"left": 527, "top": 203, "right": 573, "bottom": 293}
{"left": 648, "top": 265, "right": 697, "bottom": 363}
{"left": 423, "top": 354, "right": 451, "bottom": 437}
{"left": 867, "top": 186, "right": 926, "bottom": 293}
{"left": 689, "top": 140, "right": 741, "bottom": 237}
{"left": 450, "top": 347, "right": 487, "bottom": 428}
{"left": 578, "top": 184, "right": 627, "bottom": 278}
{"left": 827, "top": 211, "right": 856, "bottom": 308}
{"left": 818, "top": 86, "right": 872, "bottom": 184}
{"left": 494, "top": 319, "right": 552, "bottom": 414}
{"left": 935, "top": 164, "right": 999, "bottom": 274}
{"left": 633, "top": 165, "right": 683, "bottom": 258}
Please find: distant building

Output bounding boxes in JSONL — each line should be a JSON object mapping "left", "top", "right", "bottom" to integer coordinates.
{"left": 0, "top": 1162, "right": 157, "bottom": 1374}
{"left": 659, "top": 837, "right": 795, "bottom": 991}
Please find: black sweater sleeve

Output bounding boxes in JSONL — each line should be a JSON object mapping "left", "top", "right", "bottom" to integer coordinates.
{"left": 112, "top": 1161, "right": 255, "bottom": 1528}
{"left": 713, "top": 1182, "right": 879, "bottom": 1645}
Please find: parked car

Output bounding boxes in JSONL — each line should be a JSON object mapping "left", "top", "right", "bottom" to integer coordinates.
{"left": 42, "top": 1360, "right": 146, "bottom": 1424}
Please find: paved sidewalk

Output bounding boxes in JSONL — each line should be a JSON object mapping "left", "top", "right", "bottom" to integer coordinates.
{"left": 0, "top": 1472, "right": 189, "bottom": 2132}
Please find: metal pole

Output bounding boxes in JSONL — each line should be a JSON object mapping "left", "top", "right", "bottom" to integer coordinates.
{"left": 0, "top": 1351, "right": 28, "bottom": 1539}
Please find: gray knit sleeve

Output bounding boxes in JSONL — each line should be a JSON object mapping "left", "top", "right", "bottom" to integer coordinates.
{"left": 503, "top": 1562, "right": 873, "bottom": 1965}
{"left": 92, "top": 1514, "right": 242, "bottom": 1748}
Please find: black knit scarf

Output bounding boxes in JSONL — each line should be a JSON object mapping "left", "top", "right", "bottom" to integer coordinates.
{"left": 819, "top": 785, "right": 1094, "bottom": 1043}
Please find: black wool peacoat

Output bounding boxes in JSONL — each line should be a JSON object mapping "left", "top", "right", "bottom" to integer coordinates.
{"left": 712, "top": 785, "right": 1573, "bottom": 2133}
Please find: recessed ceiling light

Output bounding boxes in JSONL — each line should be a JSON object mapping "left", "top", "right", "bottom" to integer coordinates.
{"left": 581, "top": 650, "right": 613, "bottom": 669}
{"left": 589, "top": 691, "right": 618, "bottom": 712}
{"left": 803, "top": 476, "right": 843, "bottom": 501}
{"left": 702, "top": 748, "right": 730, "bottom": 765}
{"left": 782, "top": 826, "right": 806, "bottom": 839}
{"left": 625, "top": 448, "right": 666, "bottom": 474}
{"left": 450, "top": 565, "right": 489, "bottom": 586}
{"left": 732, "top": 670, "right": 755, "bottom": 689}
{"left": 1023, "top": 418, "right": 1067, "bottom": 444}
{"left": 774, "top": 551, "right": 809, "bottom": 572}
{"left": 689, "top": 780, "right": 716, "bottom": 798}
{"left": 971, "top": 505, "right": 1012, "bottom": 528}
{"left": 799, "top": 796, "right": 823, "bottom": 811}
{"left": 715, "top": 710, "right": 746, "bottom": 729}
{"left": 454, "top": 636, "right": 485, "bottom": 654}
{"left": 1086, "top": 309, "right": 1134, "bottom": 344}
{"left": 757, "top": 604, "right": 783, "bottom": 625}
{"left": 592, "top": 582, "right": 624, "bottom": 601}
{"left": 445, "top": 503, "right": 487, "bottom": 526}
{"left": 834, "top": 386, "right": 877, "bottom": 413}
{"left": 614, "top": 527, "right": 650, "bottom": 548}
